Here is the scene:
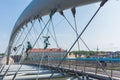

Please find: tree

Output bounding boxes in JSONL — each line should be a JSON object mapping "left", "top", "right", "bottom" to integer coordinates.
{"left": 0, "top": 53, "right": 5, "bottom": 56}
{"left": 70, "top": 50, "right": 100, "bottom": 58}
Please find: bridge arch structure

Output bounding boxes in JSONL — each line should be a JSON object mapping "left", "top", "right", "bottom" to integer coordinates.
{"left": 5, "top": 0, "right": 119, "bottom": 80}
{"left": 8, "top": 0, "right": 101, "bottom": 55}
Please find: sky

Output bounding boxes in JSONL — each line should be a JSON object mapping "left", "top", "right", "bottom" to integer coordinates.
{"left": 0, "top": 0, "right": 120, "bottom": 53}
{"left": 0, "top": 0, "right": 32, "bottom": 53}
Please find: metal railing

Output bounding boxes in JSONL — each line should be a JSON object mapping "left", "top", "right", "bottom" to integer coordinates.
{"left": 22, "top": 58, "right": 120, "bottom": 79}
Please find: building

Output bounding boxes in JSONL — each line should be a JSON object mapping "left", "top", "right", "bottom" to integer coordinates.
{"left": 11, "top": 55, "right": 22, "bottom": 62}
{"left": 1, "top": 56, "right": 14, "bottom": 65}
{"left": 28, "top": 48, "right": 67, "bottom": 61}
{"left": 109, "top": 51, "right": 120, "bottom": 58}
{"left": 92, "top": 53, "right": 109, "bottom": 58}
{"left": 92, "top": 51, "right": 120, "bottom": 58}
{"left": 67, "top": 53, "right": 76, "bottom": 58}
{"left": 68, "top": 53, "right": 86, "bottom": 58}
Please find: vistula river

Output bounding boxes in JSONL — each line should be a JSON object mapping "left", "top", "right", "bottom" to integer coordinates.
{"left": 0, "top": 65, "right": 97, "bottom": 80}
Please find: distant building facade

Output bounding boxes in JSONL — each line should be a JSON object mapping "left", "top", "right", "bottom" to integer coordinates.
{"left": 68, "top": 53, "right": 86, "bottom": 58}
{"left": 1, "top": 56, "right": 14, "bottom": 65}
{"left": 109, "top": 51, "right": 120, "bottom": 58}
{"left": 93, "top": 51, "right": 120, "bottom": 58}
{"left": 11, "top": 55, "right": 22, "bottom": 62}
{"left": 28, "top": 48, "right": 67, "bottom": 61}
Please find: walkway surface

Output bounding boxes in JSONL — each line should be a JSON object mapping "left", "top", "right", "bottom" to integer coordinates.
{"left": 0, "top": 65, "right": 64, "bottom": 80}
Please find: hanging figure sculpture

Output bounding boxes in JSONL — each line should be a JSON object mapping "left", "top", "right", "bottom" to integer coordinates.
{"left": 13, "top": 44, "right": 22, "bottom": 52}
{"left": 43, "top": 36, "right": 50, "bottom": 49}
{"left": 26, "top": 41, "right": 32, "bottom": 57}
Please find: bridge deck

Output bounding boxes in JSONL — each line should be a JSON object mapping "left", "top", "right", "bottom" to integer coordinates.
{"left": 21, "top": 58, "right": 120, "bottom": 80}
{"left": 41, "top": 65, "right": 120, "bottom": 80}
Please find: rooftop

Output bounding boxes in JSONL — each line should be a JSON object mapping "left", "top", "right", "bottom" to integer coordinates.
{"left": 28, "top": 48, "right": 66, "bottom": 53}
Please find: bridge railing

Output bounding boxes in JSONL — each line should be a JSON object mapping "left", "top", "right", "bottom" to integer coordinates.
{"left": 22, "top": 58, "right": 120, "bottom": 78}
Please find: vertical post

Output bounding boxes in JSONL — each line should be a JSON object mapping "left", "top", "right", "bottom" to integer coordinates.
{"left": 75, "top": 60, "right": 77, "bottom": 70}
{"left": 82, "top": 76, "right": 85, "bottom": 80}
{"left": 111, "top": 61, "right": 113, "bottom": 77}
{"left": 95, "top": 61, "right": 98, "bottom": 74}
{"left": 83, "top": 61, "right": 86, "bottom": 72}
{"left": 86, "top": 75, "right": 89, "bottom": 80}
{"left": 6, "top": 48, "right": 10, "bottom": 65}
{"left": 69, "top": 60, "right": 71, "bottom": 69}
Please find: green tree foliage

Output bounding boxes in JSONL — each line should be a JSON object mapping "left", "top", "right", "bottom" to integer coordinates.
{"left": 0, "top": 53, "right": 5, "bottom": 56}
{"left": 70, "top": 50, "right": 106, "bottom": 58}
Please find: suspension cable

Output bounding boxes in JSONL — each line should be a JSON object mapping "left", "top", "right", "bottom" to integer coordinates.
{"left": 33, "top": 25, "right": 42, "bottom": 46}
{"left": 23, "top": 29, "right": 30, "bottom": 44}
{"left": 11, "top": 8, "right": 57, "bottom": 80}
{"left": 36, "top": 9, "right": 57, "bottom": 80}
{"left": 48, "top": 0, "right": 109, "bottom": 80}
{"left": 12, "top": 47, "right": 24, "bottom": 80}
{"left": 71, "top": 6, "right": 112, "bottom": 79}
{"left": 13, "top": 21, "right": 35, "bottom": 56}
{"left": 2, "top": 48, "right": 15, "bottom": 79}
{"left": 26, "top": 23, "right": 36, "bottom": 45}
{"left": 32, "top": 19, "right": 51, "bottom": 48}
{"left": 72, "top": 8, "right": 80, "bottom": 51}
{"left": 74, "top": 1, "right": 112, "bottom": 79}
{"left": 14, "top": 29, "right": 24, "bottom": 48}
{"left": 12, "top": 18, "right": 50, "bottom": 80}
{"left": 3, "top": 21, "right": 35, "bottom": 80}
{"left": 71, "top": 8, "right": 82, "bottom": 77}
{"left": 51, "top": 19, "right": 59, "bottom": 48}
{"left": 38, "top": 18, "right": 45, "bottom": 36}
{"left": 41, "top": 18, "right": 60, "bottom": 48}
{"left": 57, "top": 9, "right": 92, "bottom": 78}
{"left": 36, "top": 50, "right": 45, "bottom": 80}
{"left": 59, "top": 10, "right": 90, "bottom": 51}
{"left": 11, "top": 19, "right": 50, "bottom": 79}
{"left": 1, "top": 64, "right": 11, "bottom": 79}
{"left": 36, "top": 21, "right": 51, "bottom": 80}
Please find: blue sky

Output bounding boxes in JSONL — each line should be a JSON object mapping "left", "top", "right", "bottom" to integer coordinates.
{"left": 0, "top": 0, "right": 120, "bottom": 53}
{"left": 0, "top": 0, "right": 32, "bottom": 53}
